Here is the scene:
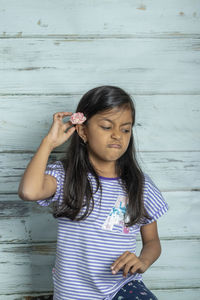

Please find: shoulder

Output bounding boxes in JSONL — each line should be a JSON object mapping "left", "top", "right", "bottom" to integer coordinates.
{"left": 143, "top": 172, "right": 158, "bottom": 191}
{"left": 142, "top": 172, "right": 166, "bottom": 205}
{"left": 142, "top": 172, "right": 169, "bottom": 211}
{"left": 141, "top": 173, "right": 169, "bottom": 224}
{"left": 36, "top": 160, "right": 65, "bottom": 207}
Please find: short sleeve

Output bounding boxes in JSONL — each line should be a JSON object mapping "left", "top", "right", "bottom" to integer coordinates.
{"left": 141, "top": 173, "right": 169, "bottom": 225}
{"left": 36, "top": 160, "right": 65, "bottom": 207}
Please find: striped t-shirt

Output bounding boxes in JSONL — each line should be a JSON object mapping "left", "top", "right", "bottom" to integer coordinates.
{"left": 37, "top": 160, "right": 169, "bottom": 300}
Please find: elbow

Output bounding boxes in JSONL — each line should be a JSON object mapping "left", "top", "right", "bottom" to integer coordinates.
{"left": 18, "top": 189, "right": 30, "bottom": 201}
{"left": 18, "top": 180, "right": 41, "bottom": 201}
{"left": 18, "top": 182, "right": 28, "bottom": 201}
{"left": 18, "top": 186, "right": 26, "bottom": 201}
{"left": 18, "top": 188, "right": 37, "bottom": 201}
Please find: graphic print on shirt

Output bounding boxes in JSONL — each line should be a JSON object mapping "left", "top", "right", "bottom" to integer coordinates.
{"left": 102, "top": 195, "right": 130, "bottom": 233}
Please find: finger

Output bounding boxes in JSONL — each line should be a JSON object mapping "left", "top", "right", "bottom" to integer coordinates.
{"left": 123, "top": 258, "right": 137, "bottom": 277}
{"left": 63, "top": 121, "right": 74, "bottom": 131}
{"left": 111, "top": 253, "right": 132, "bottom": 274}
{"left": 111, "top": 251, "right": 130, "bottom": 270}
{"left": 53, "top": 112, "right": 73, "bottom": 120}
{"left": 111, "top": 251, "right": 136, "bottom": 270}
{"left": 130, "top": 262, "right": 141, "bottom": 275}
{"left": 66, "top": 123, "right": 78, "bottom": 131}
{"left": 64, "top": 126, "right": 76, "bottom": 139}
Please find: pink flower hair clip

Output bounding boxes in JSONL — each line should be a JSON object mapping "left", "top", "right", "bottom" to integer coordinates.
{"left": 70, "top": 112, "right": 87, "bottom": 124}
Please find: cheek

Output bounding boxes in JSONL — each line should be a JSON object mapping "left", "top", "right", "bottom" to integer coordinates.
{"left": 87, "top": 132, "right": 105, "bottom": 149}
{"left": 123, "top": 136, "right": 131, "bottom": 150}
{"left": 124, "top": 134, "right": 131, "bottom": 143}
{"left": 90, "top": 130, "right": 106, "bottom": 143}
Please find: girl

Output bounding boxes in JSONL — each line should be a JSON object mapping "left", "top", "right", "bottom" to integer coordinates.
{"left": 18, "top": 85, "right": 169, "bottom": 300}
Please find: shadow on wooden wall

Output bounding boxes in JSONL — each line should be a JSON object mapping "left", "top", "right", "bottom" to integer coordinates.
{"left": 25, "top": 296, "right": 53, "bottom": 300}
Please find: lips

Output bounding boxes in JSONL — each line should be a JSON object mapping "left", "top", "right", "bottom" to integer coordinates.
{"left": 108, "top": 144, "right": 122, "bottom": 149}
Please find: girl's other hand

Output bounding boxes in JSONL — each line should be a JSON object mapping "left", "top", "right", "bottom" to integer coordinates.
{"left": 45, "top": 112, "right": 76, "bottom": 150}
{"left": 110, "top": 251, "right": 149, "bottom": 278}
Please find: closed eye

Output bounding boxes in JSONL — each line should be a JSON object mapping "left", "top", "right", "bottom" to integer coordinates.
{"left": 101, "top": 126, "right": 111, "bottom": 130}
{"left": 101, "top": 126, "right": 130, "bottom": 133}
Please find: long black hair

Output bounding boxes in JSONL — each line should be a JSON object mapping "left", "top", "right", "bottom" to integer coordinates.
{"left": 52, "top": 85, "right": 152, "bottom": 226}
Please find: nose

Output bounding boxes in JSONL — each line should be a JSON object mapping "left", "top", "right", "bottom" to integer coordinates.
{"left": 111, "top": 128, "right": 122, "bottom": 140}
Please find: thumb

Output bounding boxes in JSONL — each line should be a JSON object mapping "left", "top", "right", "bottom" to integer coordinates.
{"left": 64, "top": 126, "right": 76, "bottom": 139}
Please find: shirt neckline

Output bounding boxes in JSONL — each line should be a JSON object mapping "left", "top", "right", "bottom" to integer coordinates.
{"left": 98, "top": 175, "right": 120, "bottom": 180}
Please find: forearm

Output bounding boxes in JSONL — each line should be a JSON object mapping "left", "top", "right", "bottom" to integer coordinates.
{"left": 18, "top": 136, "right": 54, "bottom": 200}
{"left": 138, "top": 239, "right": 161, "bottom": 269}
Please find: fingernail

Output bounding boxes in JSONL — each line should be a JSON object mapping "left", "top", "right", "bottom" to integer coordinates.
{"left": 112, "top": 270, "right": 116, "bottom": 274}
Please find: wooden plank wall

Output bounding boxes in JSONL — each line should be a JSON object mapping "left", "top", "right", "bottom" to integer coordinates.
{"left": 0, "top": 1, "right": 200, "bottom": 299}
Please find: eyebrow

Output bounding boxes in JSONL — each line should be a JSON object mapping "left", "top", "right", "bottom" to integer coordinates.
{"left": 98, "top": 118, "right": 132, "bottom": 126}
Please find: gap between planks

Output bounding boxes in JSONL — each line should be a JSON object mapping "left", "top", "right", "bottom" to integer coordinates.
{"left": 1, "top": 33, "right": 200, "bottom": 39}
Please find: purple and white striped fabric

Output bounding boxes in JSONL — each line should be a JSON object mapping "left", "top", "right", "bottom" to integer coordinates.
{"left": 37, "top": 160, "right": 169, "bottom": 300}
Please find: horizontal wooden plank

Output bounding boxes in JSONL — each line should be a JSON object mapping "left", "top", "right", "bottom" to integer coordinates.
{"left": 0, "top": 151, "right": 199, "bottom": 193}
{"left": 1, "top": 95, "right": 200, "bottom": 151}
{"left": 139, "top": 151, "right": 200, "bottom": 191}
{"left": 1, "top": 289, "right": 200, "bottom": 300}
{"left": 0, "top": 240, "right": 199, "bottom": 293}
{"left": 0, "top": 190, "right": 199, "bottom": 242}
{"left": 0, "top": 0, "right": 200, "bottom": 37}
{"left": 0, "top": 38, "right": 200, "bottom": 94}
{"left": 0, "top": 243, "right": 55, "bottom": 294}
{"left": 0, "top": 196, "right": 57, "bottom": 243}
{"left": 152, "top": 288, "right": 200, "bottom": 300}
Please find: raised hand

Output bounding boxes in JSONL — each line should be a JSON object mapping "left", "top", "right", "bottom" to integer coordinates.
{"left": 46, "top": 111, "right": 76, "bottom": 150}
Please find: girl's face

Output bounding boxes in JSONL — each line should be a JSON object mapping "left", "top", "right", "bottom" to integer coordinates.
{"left": 79, "top": 106, "right": 133, "bottom": 172}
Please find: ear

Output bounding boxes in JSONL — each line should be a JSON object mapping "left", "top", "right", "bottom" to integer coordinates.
{"left": 75, "top": 124, "right": 87, "bottom": 143}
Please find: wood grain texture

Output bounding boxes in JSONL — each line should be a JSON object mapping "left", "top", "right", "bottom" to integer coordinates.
{"left": 0, "top": 243, "right": 55, "bottom": 294}
{"left": 0, "top": 38, "right": 200, "bottom": 95}
{"left": 0, "top": 195, "right": 57, "bottom": 243}
{"left": 0, "top": 0, "right": 200, "bottom": 37}
{"left": 153, "top": 288, "right": 200, "bottom": 300}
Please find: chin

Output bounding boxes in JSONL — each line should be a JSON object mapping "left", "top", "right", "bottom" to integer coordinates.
{"left": 105, "top": 154, "right": 122, "bottom": 161}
